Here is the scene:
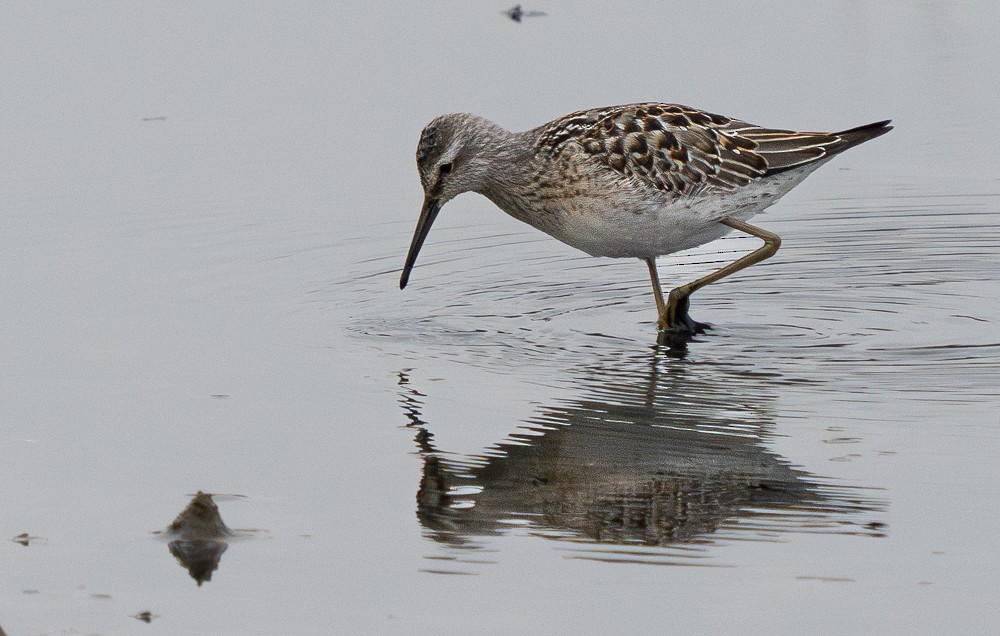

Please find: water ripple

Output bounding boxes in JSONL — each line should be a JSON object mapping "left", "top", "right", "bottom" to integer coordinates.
{"left": 314, "top": 191, "right": 1000, "bottom": 405}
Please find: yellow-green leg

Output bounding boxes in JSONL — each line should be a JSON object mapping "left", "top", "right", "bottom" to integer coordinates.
{"left": 656, "top": 217, "right": 782, "bottom": 333}
{"left": 645, "top": 257, "right": 666, "bottom": 317}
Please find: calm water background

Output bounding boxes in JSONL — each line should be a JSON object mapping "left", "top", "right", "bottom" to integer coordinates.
{"left": 2, "top": 1, "right": 999, "bottom": 634}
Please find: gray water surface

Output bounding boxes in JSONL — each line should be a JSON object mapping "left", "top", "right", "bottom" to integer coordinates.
{"left": 2, "top": 2, "right": 999, "bottom": 634}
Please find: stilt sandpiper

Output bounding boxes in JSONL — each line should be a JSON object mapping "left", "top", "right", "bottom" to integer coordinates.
{"left": 399, "top": 103, "right": 891, "bottom": 340}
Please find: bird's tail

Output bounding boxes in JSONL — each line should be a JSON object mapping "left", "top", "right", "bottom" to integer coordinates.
{"left": 835, "top": 119, "right": 893, "bottom": 151}
{"left": 757, "top": 119, "right": 893, "bottom": 176}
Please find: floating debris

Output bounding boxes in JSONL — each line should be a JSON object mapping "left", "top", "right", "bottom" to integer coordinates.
{"left": 795, "top": 575, "right": 856, "bottom": 583}
{"left": 10, "top": 532, "right": 46, "bottom": 547}
{"left": 153, "top": 491, "right": 265, "bottom": 585}
{"left": 167, "top": 491, "right": 233, "bottom": 540}
{"left": 158, "top": 491, "right": 232, "bottom": 586}
{"left": 141, "top": 116, "right": 167, "bottom": 121}
{"left": 504, "top": 4, "right": 546, "bottom": 22}
{"left": 133, "top": 610, "right": 159, "bottom": 623}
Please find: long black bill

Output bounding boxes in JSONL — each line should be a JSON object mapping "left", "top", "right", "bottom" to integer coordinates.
{"left": 399, "top": 196, "right": 441, "bottom": 289}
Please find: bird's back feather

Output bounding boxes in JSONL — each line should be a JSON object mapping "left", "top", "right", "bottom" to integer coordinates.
{"left": 536, "top": 103, "right": 891, "bottom": 197}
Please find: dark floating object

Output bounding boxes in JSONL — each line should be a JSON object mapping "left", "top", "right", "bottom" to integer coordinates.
{"left": 796, "top": 575, "right": 855, "bottom": 583}
{"left": 133, "top": 610, "right": 159, "bottom": 623}
{"left": 141, "top": 116, "right": 167, "bottom": 121}
{"left": 158, "top": 491, "right": 232, "bottom": 586}
{"left": 154, "top": 491, "right": 265, "bottom": 585}
{"left": 10, "top": 532, "right": 45, "bottom": 547}
{"left": 504, "top": 4, "right": 546, "bottom": 22}
{"left": 168, "top": 491, "right": 233, "bottom": 540}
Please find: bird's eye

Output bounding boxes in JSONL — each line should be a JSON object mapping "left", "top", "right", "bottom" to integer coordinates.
{"left": 439, "top": 162, "right": 453, "bottom": 175}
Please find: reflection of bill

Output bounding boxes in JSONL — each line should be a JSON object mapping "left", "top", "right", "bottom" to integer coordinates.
{"left": 399, "top": 354, "right": 885, "bottom": 564}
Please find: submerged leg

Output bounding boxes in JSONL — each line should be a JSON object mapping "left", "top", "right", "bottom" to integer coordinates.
{"left": 657, "top": 217, "right": 782, "bottom": 333}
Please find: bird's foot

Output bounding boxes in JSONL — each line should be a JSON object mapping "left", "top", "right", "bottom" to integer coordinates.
{"left": 656, "top": 294, "right": 711, "bottom": 347}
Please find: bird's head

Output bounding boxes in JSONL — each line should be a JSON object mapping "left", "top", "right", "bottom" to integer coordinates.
{"left": 400, "top": 114, "right": 499, "bottom": 289}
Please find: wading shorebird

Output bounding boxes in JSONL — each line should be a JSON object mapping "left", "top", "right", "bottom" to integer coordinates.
{"left": 399, "top": 103, "right": 891, "bottom": 339}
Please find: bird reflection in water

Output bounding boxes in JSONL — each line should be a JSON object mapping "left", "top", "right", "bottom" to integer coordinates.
{"left": 398, "top": 349, "right": 885, "bottom": 567}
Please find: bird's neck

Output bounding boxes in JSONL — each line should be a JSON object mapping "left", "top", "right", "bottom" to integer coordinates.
{"left": 466, "top": 124, "right": 537, "bottom": 207}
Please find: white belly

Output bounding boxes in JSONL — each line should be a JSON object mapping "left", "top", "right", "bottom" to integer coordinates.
{"left": 521, "top": 165, "right": 822, "bottom": 258}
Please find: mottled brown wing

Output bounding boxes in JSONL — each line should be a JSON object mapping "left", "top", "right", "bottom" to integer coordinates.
{"left": 539, "top": 103, "right": 889, "bottom": 198}
{"left": 537, "top": 103, "right": 766, "bottom": 197}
